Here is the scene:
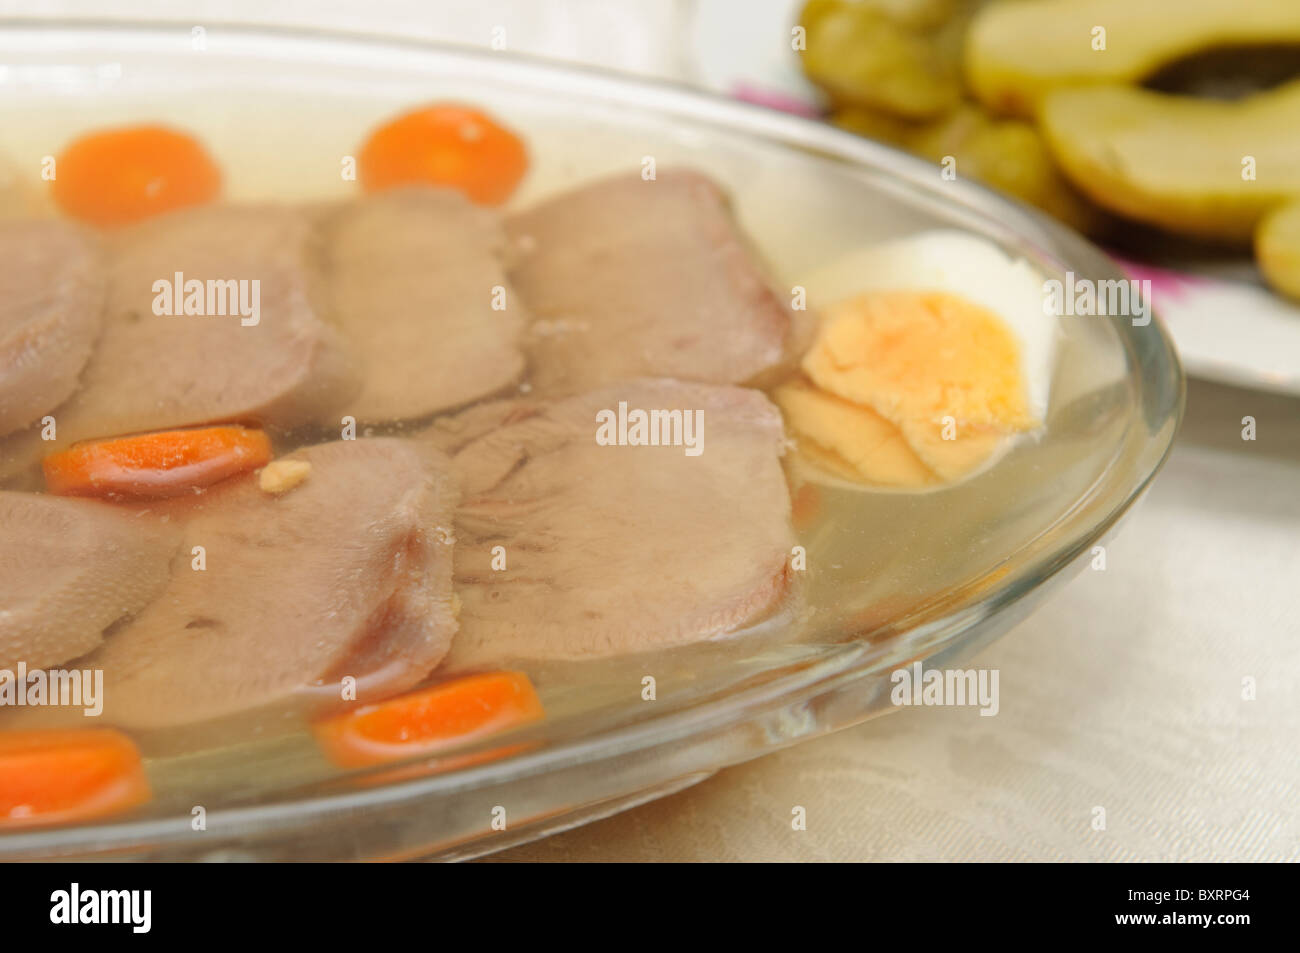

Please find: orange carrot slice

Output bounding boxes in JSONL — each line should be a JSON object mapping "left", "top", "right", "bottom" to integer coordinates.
{"left": 359, "top": 104, "right": 528, "bottom": 205}
{"left": 314, "top": 671, "right": 545, "bottom": 769}
{"left": 51, "top": 125, "right": 221, "bottom": 226}
{"left": 0, "top": 729, "right": 151, "bottom": 829}
{"left": 43, "top": 425, "right": 272, "bottom": 500}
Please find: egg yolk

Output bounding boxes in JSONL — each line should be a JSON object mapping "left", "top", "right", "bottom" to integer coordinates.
{"left": 779, "top": 290, "right": 1037, "bottom": 488}
{"left": 807, "top": 291, "right": 1036, "bottom": 432}
{"left": 775, "top": 380, "right": 937, "bottom": 488}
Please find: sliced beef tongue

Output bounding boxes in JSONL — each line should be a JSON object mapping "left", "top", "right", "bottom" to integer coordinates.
{"left": 100, "top": 204, "right": 359, "bottom": 430}
{"left": 0, "top": 492, "right": 179, "bottom": 672}
{"left": 0, "top": 220, "right": 105, "bottom": 438}
{"left": 437, "top": 378, "right": 795, "bottom": 668}
{"left": 506, "top": 169, "right": 796, "bottom": 396}
{"left": 3, "top": 206, "right": 359, "bottom": 472}
{"left": 82, "top": 438, "right": 459, "bottom": 729}
{"left": 321, "top": 187, "right": 526, "bottom": 423}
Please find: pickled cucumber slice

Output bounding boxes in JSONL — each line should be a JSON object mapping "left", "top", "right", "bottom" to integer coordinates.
{"left": 1256, "top": 201, "right": 1300, "bottom": 300}
{"left": 1039, "top": 81, "right": 1300, "bottom": 241}
{"left": 801, "top": 0, "right": 983, "bottom": 119}
{"left": 835, "top": 104, "right": 1102, "bottom": 234}
{"left": 966, "top": 0, "right": 1300, "bottom": 118}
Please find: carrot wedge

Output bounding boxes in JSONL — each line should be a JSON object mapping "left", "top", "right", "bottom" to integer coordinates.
{"left": 314, "top": 671, "right": 545, "bottom": 769}
{"left": 0, "top": 729, "right": 151, "bottom": 829}
{"left": 43, "top": 425, "right": 271, "bottom": 500}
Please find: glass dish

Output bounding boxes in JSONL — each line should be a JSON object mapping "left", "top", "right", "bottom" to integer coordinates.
{"left": 0, "top": 20, "right": 1183, "bottom": 861}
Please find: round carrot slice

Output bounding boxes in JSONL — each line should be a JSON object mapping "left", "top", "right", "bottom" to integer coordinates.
{"left": 0, "top": 729, "right": 151, "bottom": 829}
{"left": 51, "top": 125, "right": 221, "bottom": 226}
{"left": 43, "top": 425, "right": 272, "bottom": 500}
{"left": 314, "top": 671, "right": 545, "bottom": 769}
{"left": 359, "top": 104, "right": 528, "bottom": 205}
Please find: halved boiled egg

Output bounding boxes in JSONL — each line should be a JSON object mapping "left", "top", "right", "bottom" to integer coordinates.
{"left": 777, "top": 230, "right": 1059, "bottom": 490}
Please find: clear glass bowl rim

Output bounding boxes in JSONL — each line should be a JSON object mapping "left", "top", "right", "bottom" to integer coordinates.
{"left": 0, "top": 18, "right": 1185, "bottom": 860}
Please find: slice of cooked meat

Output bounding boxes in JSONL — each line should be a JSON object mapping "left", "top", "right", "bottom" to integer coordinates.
{"left": 506, "top": 169, "right": 796, "bottom": 395}
{"left": 82, "top": 438, "right": 458, "bottom": 729}
{"left": 434, "top": 378, "right": 795, "bottom": 668}
{"left": 321, "top": 188, "right": 526, "bottom": 423}
{"left": 0, "top": 492, "right": 178, "bottom": 671}
{"left": 0, "top": 221, "right": 105, "bottom": 437}
{"left": 6, "top": 207, "right": 358, "bottom": 467}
